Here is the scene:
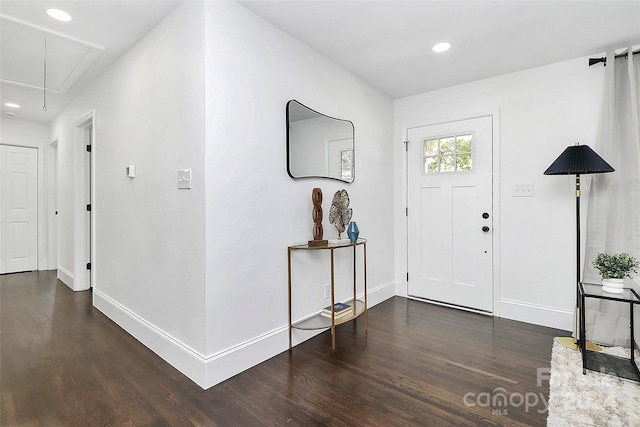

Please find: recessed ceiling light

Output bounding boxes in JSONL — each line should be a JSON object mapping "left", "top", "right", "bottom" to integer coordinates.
{"left": 432, "top": 42, "right": 451, "bottom": 53}
{"left": 5, "top": 103, "right": 20, "bottom": 108}
{"left": 47, "top": 8, "right": 72, "bottom": 22}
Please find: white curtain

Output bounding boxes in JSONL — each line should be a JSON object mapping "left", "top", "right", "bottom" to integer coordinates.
{"left": 583, "top": 48, "right": 640, "bottom": 347}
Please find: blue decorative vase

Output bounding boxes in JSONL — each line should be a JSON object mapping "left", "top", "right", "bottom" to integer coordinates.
{"left": 347, "top": 221, "right": 359, "bottom": 244}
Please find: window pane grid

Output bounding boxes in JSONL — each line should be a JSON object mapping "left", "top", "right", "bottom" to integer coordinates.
{"left": 341, "top": 149, "right": 353, "bottom": 180}
{"left": 422, "top": 134, "right": 473, "bottom": 173}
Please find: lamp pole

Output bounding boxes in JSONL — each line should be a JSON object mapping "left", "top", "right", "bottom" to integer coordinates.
{"left": 544, "top": 143, "right": 614, "bottom": 350}
{"left": 575, "top": 174, "right": 581, "bottom": 344}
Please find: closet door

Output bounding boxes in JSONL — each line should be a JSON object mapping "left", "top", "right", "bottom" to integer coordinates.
{"left": 0, "top": 145, "right": 38, "bottom": 274}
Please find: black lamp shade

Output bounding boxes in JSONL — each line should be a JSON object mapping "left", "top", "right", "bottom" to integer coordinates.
{"left": 544, "top": 144, "right": 614, "bottom": 175}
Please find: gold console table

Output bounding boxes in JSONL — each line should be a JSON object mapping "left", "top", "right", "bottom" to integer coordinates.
{"left": 288, "top": 238, "right": 368, "bottom": 350}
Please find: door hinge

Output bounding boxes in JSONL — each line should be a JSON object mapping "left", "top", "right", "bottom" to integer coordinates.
{"left": 404, "top": 140, "right": 409, "bottom": 151}
{"left": 86, "top": 204, "right": 91, "bottom": 212}
{"left": 406, "top": 207, "right": 408, "bottom": 216}
{"left": 86, "top": 263, "right": 91, "bottom": 270}
{"left": 86, "top": 145, "right": 92, "bottom": 152}
{"left": 406, "top": 272, "right": 409, "bottom": 281}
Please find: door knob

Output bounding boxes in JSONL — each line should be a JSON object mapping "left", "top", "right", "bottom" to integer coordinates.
{"left": 482, "top": 212, "right": 490, "bottom": 219}
{"left": 482, "top": 226, "right": 490, "bottom": 232}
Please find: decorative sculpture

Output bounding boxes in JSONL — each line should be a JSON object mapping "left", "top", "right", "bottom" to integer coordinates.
{"left": 329, "top": 189, "right": 352, "bottom": 240}
{"left": 308, "top": 188, "right": 328, "bottom": 246}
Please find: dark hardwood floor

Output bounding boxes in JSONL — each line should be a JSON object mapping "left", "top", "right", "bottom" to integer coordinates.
{"left": 1, "top": 271, "right": 566, "bottom": 426}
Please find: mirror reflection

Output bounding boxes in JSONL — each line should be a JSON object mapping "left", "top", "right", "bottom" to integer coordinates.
{"left": 286, "top": 100, "right": 354, "bottom": 183}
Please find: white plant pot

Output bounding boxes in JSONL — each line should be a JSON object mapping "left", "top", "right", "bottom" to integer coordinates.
{"left": 602, "top": 278, "right": 624, "bottom": 294}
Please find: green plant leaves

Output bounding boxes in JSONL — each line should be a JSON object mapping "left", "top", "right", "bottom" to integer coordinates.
{"left": 592, "top": 252, "right": 640, "bottom": 279}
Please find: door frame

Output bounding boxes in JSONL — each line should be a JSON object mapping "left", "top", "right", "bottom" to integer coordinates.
{"left": 73, "top": 110, "right": 95, "bottom": 291}
{"left": 48, "top": 138, "right": 58, "bottom": 271}
{"left": 403, "top": 111, "right": 501, "bottom": 317}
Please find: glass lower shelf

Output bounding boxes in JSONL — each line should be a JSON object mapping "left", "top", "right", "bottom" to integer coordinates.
{"left": 585, "top": 351, "right": 640, "bottom": 382}
{"left": 292, "top": 299, "right": 365, "bottom": 330}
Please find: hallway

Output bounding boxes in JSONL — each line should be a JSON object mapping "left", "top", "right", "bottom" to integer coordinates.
{"left": 1, "top": 271, "right": 562, "bottom": 426}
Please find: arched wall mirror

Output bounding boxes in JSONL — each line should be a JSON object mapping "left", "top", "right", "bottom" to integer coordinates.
{"left": 286, "top": 100, "right": 355, "bottom": 183}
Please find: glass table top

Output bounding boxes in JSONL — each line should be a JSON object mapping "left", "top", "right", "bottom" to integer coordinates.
{"left": 289, "top": 238, "right": 366, "bottom": 250}
{"left": 580, "top": 282, "right": 640, "bottom": 303}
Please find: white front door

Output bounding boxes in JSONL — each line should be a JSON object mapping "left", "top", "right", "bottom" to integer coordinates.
{"left": 0, "top": 145, "right": 38, "bottom": 274}
{"left": 407, "top": 116, "right": 493, "bottom": 312}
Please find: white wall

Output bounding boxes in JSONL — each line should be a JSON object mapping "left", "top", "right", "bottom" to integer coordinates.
{"left": 394, "top": 57, "right": 605, "bottom": 330}
{"left": 46, "top": 0, "right": 395, "bottom": 389}
{"left": 203, "top": 1, "right": 395, "bottom": 386}
{"left": 49, "top": 0, "right": 208, "bottom": 379}
{"left": 0, "top": 118, "right": 54, "bottom": 270}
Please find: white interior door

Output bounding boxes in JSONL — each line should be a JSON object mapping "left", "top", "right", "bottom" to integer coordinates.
{"left": 0, "top": 145, "right": 38, "bottom": 274}
{"left": 407, "top": 116, "right": 493, "bottom": 312}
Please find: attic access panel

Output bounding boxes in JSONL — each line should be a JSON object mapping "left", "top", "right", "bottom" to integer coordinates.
{"left": 0, "top": 15, "right": 105, "bottom": 94}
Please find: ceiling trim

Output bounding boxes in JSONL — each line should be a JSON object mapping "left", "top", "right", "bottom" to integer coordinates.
{"left": 0, "top": 13, "right": 105, "bottom": 95}
{"left": 0, "top": 14, "right": 106, "bottom": 50}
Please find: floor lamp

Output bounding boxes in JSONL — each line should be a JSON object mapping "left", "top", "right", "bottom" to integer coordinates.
{"left": 544, "top": 143, "right": 614, "bottom": 350}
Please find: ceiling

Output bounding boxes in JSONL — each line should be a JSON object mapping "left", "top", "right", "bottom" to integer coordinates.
{"left": 1, "top": 1, "right": 639, "bottom": 125}
{"left": 239, "top": 0, "right": 640, "bottom": 99}
{"left": 0, "top": 0, "right": 182, "bottom": 124}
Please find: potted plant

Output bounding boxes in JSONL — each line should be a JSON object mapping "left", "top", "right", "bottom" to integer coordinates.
{"left": 592, "top": 252, "right": 640, "bottom": 294}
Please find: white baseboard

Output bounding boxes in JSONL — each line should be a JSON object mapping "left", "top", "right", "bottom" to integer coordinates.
{"left": 93, "top": 290, "right": 210, "bottom": 387}
{"left": 209, "top": 280, "right": 395, "bottom": 387}
{"left": 499, "top": 299, "right": 573, "bottom": 332}
{"left": 204, "top": 324, "right": 289, "bottom": 388}
{"left": 57, "top": 267, "right": 74, "bottom": 289}
{"left": 367, "top": 280, "right": 397, "bottom": 307}
{"left": 93, "top": 281, "right": 397, "bottom": 390}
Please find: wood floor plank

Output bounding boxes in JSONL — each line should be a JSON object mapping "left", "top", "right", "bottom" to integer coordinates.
{"left": 1, "top": 271, "right": 565, "bottom": 426}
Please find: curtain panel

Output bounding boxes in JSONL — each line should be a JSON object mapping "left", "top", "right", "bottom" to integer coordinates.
{"left": 583, "top": 48, "right": 640, "bottom": 347}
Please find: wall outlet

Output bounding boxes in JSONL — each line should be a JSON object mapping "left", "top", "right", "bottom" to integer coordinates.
{"left": 324, "top": 283, "right": 331, "bottom": 299}
{"left": 512, "top": 184, "right": 534, "bottom": 197}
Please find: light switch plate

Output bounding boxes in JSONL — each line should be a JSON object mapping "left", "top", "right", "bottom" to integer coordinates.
{"left": 178, "top": 169, "right": 191, "bottom": 189}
